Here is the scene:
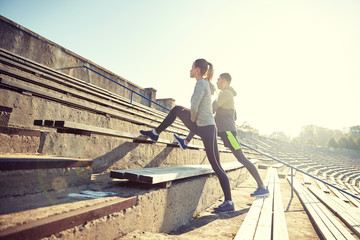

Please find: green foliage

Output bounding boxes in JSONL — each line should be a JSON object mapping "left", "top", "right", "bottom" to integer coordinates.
{"left": 269, "top": 131, "right": 289, "bottom": 142}
{"left": 298, "top": 125, "right": 338, "bottom": 146}
{"left": 356, "top": 137, "right": 360, "bottom": 149}
{"left": 293, "top": 124, "right": 360, "bottom": 151}
{"left": 291, "top": 138, "right": 300, "bottom": 145}
{"left": 305, "top": 138, "right": 317, "bottom": 146}
{"left": 327, "top": 137, "right": 338, "bottom": 148}
{"left": 347, "top": 136, "right": 358, "bottom": 150}
{"left": 299, "top": 125, "right": 316, "bottom": 144}
{"left": 337, "top": 136, "right": 349, "bottom": 149}
{"left": 349, "top": 125, "right": 360, "bottom": 138}
{"left": 238, "top": 122, "right": 259, "bottom": 135}
{"left": 336, "top": 135, "right": 357, "bottom": 150}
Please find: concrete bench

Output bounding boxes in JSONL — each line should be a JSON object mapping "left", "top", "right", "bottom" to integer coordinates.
{"left": 0, "top": 155, "right": 92, "bottom": 197}
{"left": 0, "top": 196, "right": 137, "bottom": 240}
{"left": 1, "top": 49, "right": 244, "bottom": 152}
{"left": 33, "top": 120, "right": 234, "bottom": 153}
{"left": 289, "top": 177, "right": 356, "bottom": 240}
{"left": 234, "top": 168, "right": 289, "bottom": 240}
{"left": 0, "top": 52, "right": 192, "bottom": 134}
{"left": 110, "top": 161, "right": 255, "bottom": 187}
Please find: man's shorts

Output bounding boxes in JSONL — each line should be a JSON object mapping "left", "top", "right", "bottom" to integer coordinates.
{"left": 218, "top": 131, "right": 241, "bottom": 151}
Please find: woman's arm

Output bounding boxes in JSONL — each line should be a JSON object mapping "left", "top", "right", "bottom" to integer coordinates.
{"left": 190, "top": 80, "right": 205, "bottom": 122}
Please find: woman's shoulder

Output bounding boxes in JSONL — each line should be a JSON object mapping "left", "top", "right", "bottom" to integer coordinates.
{"left": 197, "top": 79, "right": 206, "bottom": 83}
{"left": 196, "top": 79, "right": 209, "bottom": 86}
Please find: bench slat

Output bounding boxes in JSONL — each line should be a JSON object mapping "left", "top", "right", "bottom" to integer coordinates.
{"left": 0, "top": 52, "right": 179, "bottom": 125}
{"left": 0, "top": 196, "right": 137, "bottom": 240}
{"left": 292, "top": 178, "right": 340, "bottom": 240}
{"left": 234, "top": 168, "right": 288, "bottom": 240}
{"left": 0, "top": 155, "right": 92, "bottom": 171}
{"left": 328, "top": 185, "right": 350, "bottom": 203}
{"left": 303, "top": 173, "right": 312, "bottom": 185}
{"left": 110, "top": 161, "right": 246, "bottom": 185}
{"left": 308, "top": 185, "right": 360, "bottom": 237}
{"left": 290, "top": 177, "right": 356, "bottom": 240}
{"left": 254, "top": 168, "right": 274, "bottom": 240}
{"left": 273, "top": 168, "right": 289, "bottom": 239}
{"left": 315, "top": 179, "right": 330, "bottom": 193}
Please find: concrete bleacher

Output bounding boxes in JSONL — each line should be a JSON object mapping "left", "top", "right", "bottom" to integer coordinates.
{"left": 2, "top": 15, "right": 360, "bottom": 240}
{"left": 290, "top": 177, "right": 357, "bottom": 239}
{"left": 234, "top": 168, "right": 289, "bottom": 240}
{"left": 0, "top": 38, "right": 263, "bottom": 238}
{"left": 256, "top": 137, "right": 360, "bottom": 239}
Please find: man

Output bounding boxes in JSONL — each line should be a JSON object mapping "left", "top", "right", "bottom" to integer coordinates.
{"left": 174, "top": 73, "right": 269, "bottom": 213}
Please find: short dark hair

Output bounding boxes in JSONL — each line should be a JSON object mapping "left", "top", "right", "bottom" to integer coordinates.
{"left": 220, "top": 73, "right": 231, "bottom": 83}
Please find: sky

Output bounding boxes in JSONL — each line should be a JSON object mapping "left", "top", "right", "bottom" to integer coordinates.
{"left": 1, "top": 0, "right": 359, "bottom": 138}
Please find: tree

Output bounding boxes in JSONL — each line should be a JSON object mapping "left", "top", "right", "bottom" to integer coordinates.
{"left": 349, "top": 125, "right": 360, "bottom": 138}
{"left": 337, "top": 136, "right": 349, "bottom": 149}
{"left": 299, "top": 125, "right": 317, "bottom": 144}
{"left": 305, "top": 138, "right": 317, "bottom": 146}
{"left": 298, "top": 125, "right": 335, "bottom": 146}
{"left": 317, "top": 127, "right": 336, "bottom": 146}
{"left": 347, "top": 136, "right": 358, "bottom": 150}
{"left": 327, "top": 137, "right": 338, "bottom": 148}
{"left": 356, "top": 137, "right": 360, "bottom": 149}
{"left": 291, "top": 138, "right": 300, "bottom": 145}
{"left": 238, "top": 122, "right": 259, "bottom": 135}
{"left": 269, "top": 131, "right": 289, "bottom": 142}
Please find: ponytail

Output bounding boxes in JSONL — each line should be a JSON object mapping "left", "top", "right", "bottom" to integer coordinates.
{"left": 206, "top": 62, "right": 214, "bottom": 81}
{"left": 193, "top": 58, "right": 216, "bottom": 95}
{"left": 193, "top": 58, "right": 214, "bottom": 81}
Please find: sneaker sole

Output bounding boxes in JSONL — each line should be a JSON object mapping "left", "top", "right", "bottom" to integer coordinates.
{"left": 173, "top": 135, "right": 186, "bottom": 150}
{"left": 250, "top": 193, "right": 270, "bottom": 197}
{"left": 213, "top": 209, "right": 235, "bottom": 214}
{"left": 140, "top": 133, "right": 158, "bottom": 143}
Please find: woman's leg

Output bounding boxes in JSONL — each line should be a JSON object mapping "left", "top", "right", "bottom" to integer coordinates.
{"left": 219, "top": 131, "right": 264, "bottom": 187}
{"left": 155, "top": 106, "right": 197, "bottom": 134}
{"left": 199, "top": 125, "right": 232, "bottom": 201}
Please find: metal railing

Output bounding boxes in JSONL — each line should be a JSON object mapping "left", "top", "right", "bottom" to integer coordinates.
{"left": 56, "top": 65, "right": 360, "bottom": 201}
{"left": 239, "top": 142, "right": 360, "bottom": 201}
{"left": 56, "top": 65, "right": 171, "bottom": 112}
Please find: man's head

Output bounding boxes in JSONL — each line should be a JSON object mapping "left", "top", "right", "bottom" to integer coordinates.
{"left": 216, "top": 73, "right": 232, "bottom": 90}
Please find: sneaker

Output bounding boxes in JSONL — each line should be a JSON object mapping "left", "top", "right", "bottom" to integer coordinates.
{"left": 250, "top": 186, "right": 270, "bottom": 197}
{"left": 174, "top": 134, "right": 188, "bottom": 150}
{"left": 213, "top": 200, "right": 235, "bottom": 213}
{"left": 140, "top": 130, "right": 159, "bottom": 142}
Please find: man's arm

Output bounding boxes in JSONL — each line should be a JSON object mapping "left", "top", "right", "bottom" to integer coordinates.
{"left": 212, "top": 90, "right": 232, "bottom": 113}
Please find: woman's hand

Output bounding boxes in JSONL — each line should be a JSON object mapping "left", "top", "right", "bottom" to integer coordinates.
{"left": 190, "top": 109, "right": 198, "bottom": 122}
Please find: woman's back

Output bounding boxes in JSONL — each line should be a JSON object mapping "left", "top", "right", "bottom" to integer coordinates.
{"left": 191, "top": 79, "right": 215, "bottom": 127}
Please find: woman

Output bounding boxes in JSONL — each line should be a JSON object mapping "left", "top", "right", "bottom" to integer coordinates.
{"left": 140, "top": 59, "right": 234, "bottom": 213}
{"left": 174, "top": 73, "right": 269, "bottom": 198}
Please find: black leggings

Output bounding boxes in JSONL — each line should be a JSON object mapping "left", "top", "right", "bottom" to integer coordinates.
{"left": 218, "top": 131, "right": 264, "bottom": 187}
{"left": 155, "top": 106, "right": 232, "bottom": 201}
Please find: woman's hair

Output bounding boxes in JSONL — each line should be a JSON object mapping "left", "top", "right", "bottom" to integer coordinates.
{"left": 193, "top": 58, "right": 215, "bottom": 94}
{"left": 193, "top": 59, "right": 214, "bottom": 81}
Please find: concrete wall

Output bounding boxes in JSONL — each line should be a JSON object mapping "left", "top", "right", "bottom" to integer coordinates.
{"left": 42, "top": 168, "right": 250, "bottom": 239}
{"left": 0, "top": 16, "right": 159, "bottom": 108}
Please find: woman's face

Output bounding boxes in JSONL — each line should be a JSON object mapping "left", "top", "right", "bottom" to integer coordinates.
{"left": 190, "top": 64, "right": 199, "bottom": 79}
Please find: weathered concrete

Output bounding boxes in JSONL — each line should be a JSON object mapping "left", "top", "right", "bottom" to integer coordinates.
{"left": 39, "top": 168, "right": 250, "bottom": 240}
{"left": 0, "top": 16, "right": 262, "bottom": 239}
{"left": 0, "top": 16, "right": 159, "bottom": 108}
{"left": 0, "top": 167, "right": 92, "bottom": 198}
